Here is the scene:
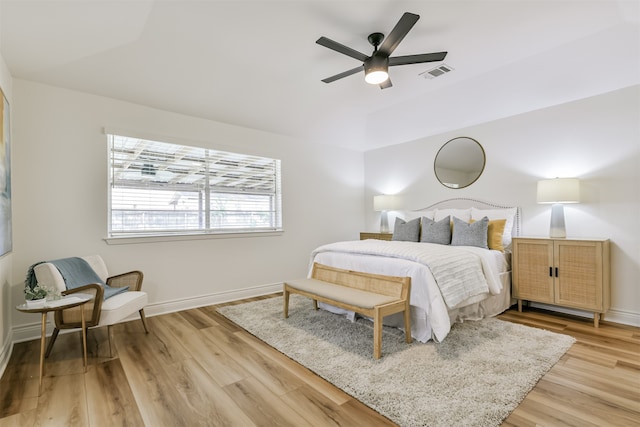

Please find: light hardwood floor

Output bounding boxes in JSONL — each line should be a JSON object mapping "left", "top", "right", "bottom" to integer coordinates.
{"left": 1, "top": 295, "right": 638, "bottom": 426}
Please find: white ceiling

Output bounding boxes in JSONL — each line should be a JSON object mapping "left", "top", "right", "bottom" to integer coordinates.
{"left": 1, "top": 0, "right": 638, "bottom": 151}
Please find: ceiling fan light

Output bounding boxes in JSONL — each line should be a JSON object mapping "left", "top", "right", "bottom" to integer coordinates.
{"left": 364, "top": 56, "right": 389, "bottom": 85}
{"left": 365, "top": 70, "right": 389, "bottom": 84}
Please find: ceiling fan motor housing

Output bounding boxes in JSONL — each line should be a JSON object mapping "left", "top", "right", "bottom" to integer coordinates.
{"left": 365, "top": 55, "right": 388, "bottom": 72}
{"left": 364, "top": 55, "right": 389, "bottom": 84}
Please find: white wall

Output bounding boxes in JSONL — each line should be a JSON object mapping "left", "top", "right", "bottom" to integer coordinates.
{"left": 9, "top": 80, "right": 364, "bottom": 337}
{"left": 0, "top": 45, "right": 14, "bottom": 374}
{"left": 365, "top": 85, "right": 640, "bottom": 325}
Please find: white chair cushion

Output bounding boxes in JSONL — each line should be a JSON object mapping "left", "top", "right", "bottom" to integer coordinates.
{"left": 97, "top": 291, "right": 148, "bottom": 327}
{"left": 82, "top": 255, "right": 109, "bottom": 282}
{"left": 33, "top": 255, "right": 109, "bottom": 292}
{"left": 33, "top": 263, "right": 67, "bottom": 292}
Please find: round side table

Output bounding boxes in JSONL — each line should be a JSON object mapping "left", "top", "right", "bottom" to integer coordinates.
{"left": 16, "top": 293, "right": 94, "bottom": 392}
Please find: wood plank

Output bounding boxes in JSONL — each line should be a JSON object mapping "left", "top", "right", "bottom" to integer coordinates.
{"left": 201, "top": 324, "right": 307, "bottom": 396}
{"left": 199, "top": 304, "right": 246, "bottom": 332}
{"left": 116, "top": 313, "right": 192, "bottom": 364}
{"left": 38, "top": 331, "right": 90, "bottom": 377}
{"left": 84, "top": 359, "right": 145, "bottom": 426}
{"left": 114, "top": 319, "right": 193, "bottom": 426}
{"left": 279, "top": 384, "right": 373, "bottom": 427}
{"left": 165, "top": 357, "right": 257, "bottom": 426}
{"left": 178, "top": 307, "right": 219, "bottom": 329}
{"left": 563, "top": 356, "right": 640, "bottom": 387}
{"left": 236, "top": 329, "right": 353, "bottom": 406}
{"left": 0, "top": 410, "right": 38, "bottom": 427}
{"left": 116, "top": 347, "right": 188, "bottom": 425}
{"left": 507, "top": 396, "right": 603, "bottom": 427}
{"left": 0, "top": 341, "right": 39, "bottom": 418}
{"left": 617, "top": 358, "right": 640, "bottom": 371}
{"left": 526, "top": 380, "right": 639, "bottom": 427}
{"left": 542, "top": 367, "right": 640, "bottom": 413}
{"left": 0, "top": 378, "right": 38, "bottom": 419}
{"left": 223, "top": 377, "right": 313, "bottom": 427}
{"left": 33, "top": 373, "right": 88, "bottom": 426}
{"left": 176, "top": 326, "right": 251, "bottom": 387}
{"left": 338, "top": 398, "right": 398, "bottom": 426}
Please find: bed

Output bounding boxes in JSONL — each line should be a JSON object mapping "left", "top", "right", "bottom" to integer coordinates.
{"left": 309, "top": 198, "right": 520, "bottom": 343}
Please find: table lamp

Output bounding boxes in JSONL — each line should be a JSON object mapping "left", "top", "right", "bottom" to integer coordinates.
{"left": 537, "top": 178, "right": 580, "bottom": 238}
{"left": 373, "top": 195, "right": 401, "bottom": 233}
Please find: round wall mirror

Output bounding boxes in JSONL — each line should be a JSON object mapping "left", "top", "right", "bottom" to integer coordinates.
{"left": 434, "top": 137, "right": 485, "bottom": 189}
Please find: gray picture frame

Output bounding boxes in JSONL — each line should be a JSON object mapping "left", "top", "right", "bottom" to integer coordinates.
{"left": 1, "top": 87, "right": 12, "bottom": 257}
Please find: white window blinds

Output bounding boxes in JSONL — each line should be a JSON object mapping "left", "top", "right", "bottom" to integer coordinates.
{"left": 108, "top": 133, "right": 282, "bottom": 237}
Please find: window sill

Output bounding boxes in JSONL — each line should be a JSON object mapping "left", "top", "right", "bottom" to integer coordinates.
{"left": 104, "top": 230, "right": 284, "bottom": 245}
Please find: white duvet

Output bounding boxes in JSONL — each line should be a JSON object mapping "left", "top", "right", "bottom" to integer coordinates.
{"left": 310, "top": 240, "right": 510, "bottom": 343}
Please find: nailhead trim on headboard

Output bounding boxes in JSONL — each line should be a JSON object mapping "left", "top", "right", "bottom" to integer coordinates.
{"left": 412, "top": 198, "right": 521, "bottom": 237}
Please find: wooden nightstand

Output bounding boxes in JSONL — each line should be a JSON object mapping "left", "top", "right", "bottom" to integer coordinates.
{"left": 360, "top": 232, "right": 393, "bottom": 241}
{"left": 512, "top": 237, "right": 610, "bottom": 327}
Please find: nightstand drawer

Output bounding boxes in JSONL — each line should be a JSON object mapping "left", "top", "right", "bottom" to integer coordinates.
{"left": 360, "top": 232, "right": 393, "bottom": 241}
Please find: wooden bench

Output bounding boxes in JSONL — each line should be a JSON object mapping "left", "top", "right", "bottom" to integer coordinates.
{"left": 283, "top": 262, "right": 412, "bottom": 359}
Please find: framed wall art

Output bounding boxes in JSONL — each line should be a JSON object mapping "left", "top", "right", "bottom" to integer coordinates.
{"left": 0, "top": 87, "right": 12, "bottom": 256}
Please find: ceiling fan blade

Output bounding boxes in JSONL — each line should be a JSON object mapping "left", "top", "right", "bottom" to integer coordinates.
{"left": 389, "top": 52, "right": 448, "bottom": 66}
{"left": 377, "top": 12, "right": 420, "bottom": 57}
{"left": 316, "top": 37, "right": 369, "bottom": 62}
{"left": 321, "top": 65, "right": 364, "bottom": 83}
{"left": 379, "top": 78, "right": 393, "bottom": 89}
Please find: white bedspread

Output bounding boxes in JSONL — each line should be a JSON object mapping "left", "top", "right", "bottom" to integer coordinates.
{"left": 310, "top": 240, "right": 509, "bottom": 343}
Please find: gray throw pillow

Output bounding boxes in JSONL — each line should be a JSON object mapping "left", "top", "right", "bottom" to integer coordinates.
{"left": 420, "top": 216, "right": 451, "bottom": 245}
{"left": 451, "top": 216, "right": 489, "bottom": 249}
{"left": 392, "top": 217, "right": 420, "bottom": 242}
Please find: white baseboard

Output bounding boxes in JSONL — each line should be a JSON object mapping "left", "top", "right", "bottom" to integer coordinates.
{"left": 0, "top": 329, "right": 14, "bottom": 381}
{"left": 529, "top": 302, "right": 640, "bottom": 327}
{"left": 602, "top": 308, "right": 640, "bottom": 327}
{"left": 142, "top": 282, "right": 283, "bottom": 318}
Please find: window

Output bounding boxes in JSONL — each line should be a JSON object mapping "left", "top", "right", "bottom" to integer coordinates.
{"left": 107, "top": 133, "right": 282, "bottom": 238}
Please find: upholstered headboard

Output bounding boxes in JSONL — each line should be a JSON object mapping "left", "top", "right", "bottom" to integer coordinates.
{"left": 405, "top": 197, "right": 521, "bottom": 250}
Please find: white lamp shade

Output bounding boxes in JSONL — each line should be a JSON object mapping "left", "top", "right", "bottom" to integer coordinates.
{"left": 373, "top": 195, "right": 401, "bottom": 211}
{"left": 537, "top": 178, "right": 580, "bottom": 204}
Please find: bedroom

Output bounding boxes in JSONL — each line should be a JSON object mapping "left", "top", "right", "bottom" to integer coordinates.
{"left": 0, "top": 0, "right": 638, "bottom": 424}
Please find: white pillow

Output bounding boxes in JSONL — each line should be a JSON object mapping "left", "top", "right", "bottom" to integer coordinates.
{"left": 471, "top": 207, "right": 517, "bottom": 249}
{"left": 434, "top": 208, "right": 471, "bottom": 222}
{"left": 403, "top": 209, "right": 435, "bottom": 222}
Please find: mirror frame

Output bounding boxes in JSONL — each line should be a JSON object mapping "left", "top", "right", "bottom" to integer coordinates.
{"left": 434, "top": 137, "right": 486, "bottom": 189}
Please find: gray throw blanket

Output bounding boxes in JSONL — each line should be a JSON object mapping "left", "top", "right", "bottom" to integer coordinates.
{"left": 25, "top": 257, "right": 128, "bottom": 300}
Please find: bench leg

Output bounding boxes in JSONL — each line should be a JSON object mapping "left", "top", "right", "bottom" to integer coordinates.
{"left": 313, "top": 299, "right": 318, "bottom": 310}
{"left": 373, "top": 308, "right": 382, "bottom": 360}
{"left": 403, "top": 304, "right": 413, "bottom": 344}
{"left": 283, "top": 288, "right": 290, "bottom": 318}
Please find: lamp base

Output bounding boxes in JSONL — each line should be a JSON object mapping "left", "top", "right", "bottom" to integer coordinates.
{"left": 549, "top": 203, "right": 567, "bottom": 238}
{"left": 380, "top": 211, "right": 390, "bottom": 233}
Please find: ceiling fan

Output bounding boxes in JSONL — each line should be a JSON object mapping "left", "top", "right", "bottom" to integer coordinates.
{"left": 316, "top": 12, "right": 447, "bottom": 89}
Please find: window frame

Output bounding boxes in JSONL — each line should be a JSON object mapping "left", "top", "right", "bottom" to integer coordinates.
{"left": 105, "top": 131, "right": 283, "bottom": 242}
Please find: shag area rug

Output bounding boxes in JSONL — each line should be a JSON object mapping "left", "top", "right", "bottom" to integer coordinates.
{"left": 218, "top": 295, "right": 575, "bottom": 427}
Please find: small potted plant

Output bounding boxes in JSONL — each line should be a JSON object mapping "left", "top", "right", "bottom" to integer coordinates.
{"left": 24, "top": 284, "right": 49, "bottom": 307}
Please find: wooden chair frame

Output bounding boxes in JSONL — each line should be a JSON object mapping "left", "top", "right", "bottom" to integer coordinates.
{"left": 45, "top": 270, "right": 149, "bottom": 358}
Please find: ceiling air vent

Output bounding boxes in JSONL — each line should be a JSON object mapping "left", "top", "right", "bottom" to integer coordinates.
{"left": 420, "top": 64, "right": 454, "bottom": 79}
